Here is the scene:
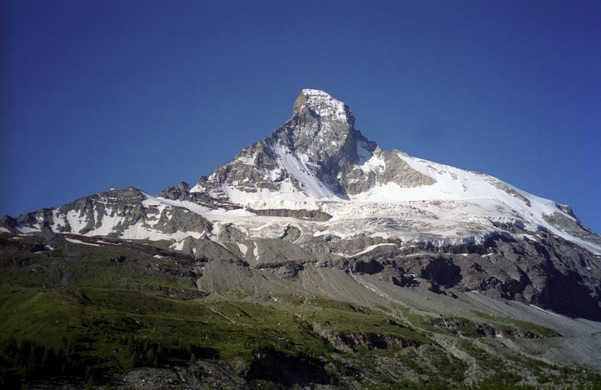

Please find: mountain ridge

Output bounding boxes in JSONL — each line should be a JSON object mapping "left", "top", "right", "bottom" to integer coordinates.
{"left": 3, "top": 89, "right": 599, "bottom": 257}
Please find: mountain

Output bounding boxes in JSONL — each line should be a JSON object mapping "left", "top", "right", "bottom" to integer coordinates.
{"left": 8, "top": 89, "right": 600, "bottom": 247}
{"left": 2, "top": 89, "right": 601, "bottom": 388}
{"left": 4, "top": 88, "right": 600, "bottom": 316}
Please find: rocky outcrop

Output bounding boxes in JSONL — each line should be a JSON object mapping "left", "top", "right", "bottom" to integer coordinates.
{"left": 179, "top": 237, "right": 242, "bottom": 263}
{"left": 543, "top": 211, "right": 601, "bottom": 246}
{"left": 240, "top": 238, "right": 317, "bottom": 267}
{"left": 217, "top": 223, "right": 247, "bottom": 243}
{"left": 333, "top": 230, "right": 601, "bottom": 321}
{"left": 157, "top": 182, "right": 191, "bottom": 201}
{"left": 12, "top": 187, "right": 212, "bottom": 239}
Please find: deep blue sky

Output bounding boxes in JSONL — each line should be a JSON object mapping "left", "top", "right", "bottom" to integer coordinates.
{"left": 1, "top": 0, "right": 600, "bottom": 233}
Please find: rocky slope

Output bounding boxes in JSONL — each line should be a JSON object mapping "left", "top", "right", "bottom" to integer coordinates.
{"left": 1, "top": 231, "right": 601, "bottom": 389}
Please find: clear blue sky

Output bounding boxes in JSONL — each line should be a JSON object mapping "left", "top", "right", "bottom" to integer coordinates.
{"left": 1, "top": 0, "right": 600, "bottom": 233}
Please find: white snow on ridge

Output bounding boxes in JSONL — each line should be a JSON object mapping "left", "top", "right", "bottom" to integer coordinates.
{"left": 144, "top": 193, "right": 255, "bottom": 218}
{"left": 237, "top": 243, "right": 249, "bottom": 256}
{"left": 179, "top": 161, "right": 601, "bottom": 254}
{"left": 301, "top": 89, "right": 349, "bottom": 122}
{"left": 65, "top": 237, "right": 100, "bottom": 247}
{"left": 271, "top": 144, "right": 338, "bottom": 199}
{"left": 143, "top": 193, "right": 211, "bottom": 215}
{"left": 221, "top": 184, "right": 307, "bottom": 206}
{"left": 350, "top": 243, "right": 396, "bottom": 257}
{"left": 16, "top": 226, "right": 39, "bottom": 234}
{"left": 346, "top": 152, "right": 601, "bottom": 254}
{"left": 64, "top": 210, "right": 88, "bottom": 234}
{"left": 358, "top": 149, "right": 385, "bottom": 174}
{"left": 252, "top": 241, "right": 259, "bottom": 260}
{"left": 531, "top": 305, "right": 565, "bottom": 319}
{"left": 349, "top": 152, "right": 540, "bottom": 214}
{"left": 10, "top": 148, "right": 600, "bottom": 255}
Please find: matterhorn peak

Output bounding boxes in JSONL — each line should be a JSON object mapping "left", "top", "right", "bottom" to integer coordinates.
{"left": 273, "top": 89, "right": 367, "bottom": 165}
{"left": 292, "top": 89, "right": 355, "bottom": 127}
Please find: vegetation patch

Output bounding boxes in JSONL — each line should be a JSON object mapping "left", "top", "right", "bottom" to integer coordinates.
{"left": 471, "top": 310, "right": 560, "bottom": 338}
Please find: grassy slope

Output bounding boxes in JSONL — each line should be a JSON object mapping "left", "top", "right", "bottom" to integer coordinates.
{"left": 1, "top": 234, "right": 600, "bottom": 389}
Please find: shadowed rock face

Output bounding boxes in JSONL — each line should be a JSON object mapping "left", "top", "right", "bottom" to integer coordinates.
{"left": 327, "top": 232, "right": 601, "bottom": 321}
{"left": 543, "top": 211, "right": 601, "bottom": 246}
{"left": 248, "top": 347, "right": 330, "bottom": 387}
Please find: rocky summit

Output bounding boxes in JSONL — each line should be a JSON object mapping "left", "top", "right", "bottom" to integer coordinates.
{"left": 2, "top": 89, "right": 601, "bottom": 388}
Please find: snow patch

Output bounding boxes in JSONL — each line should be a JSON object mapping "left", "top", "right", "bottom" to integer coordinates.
{"left": 97, "top": 240, "right": 120, "bottom": 246}
{"left": 16, "top": 226, "right": 39, "bottom": 234}
{"left": 531, "top": 305, "right": 566, "bottom": 319}
{"left": 119, "top": 224, "right": 203, "bottom": 241}
{"left": 171, "top": 240, "right": 186, "bottom": 252}
{"left": 143, "top": 193, "right": 212, "bottom": 215}
{"left": 358, "top": 151, "right": 385, "bottom": 174}
{"left": 300, "top": 89, "right": 349, "bottom": 122}
{"left": 351, "top": 243, "right": 396, "bottom": 257}
{"left": 237, "top": 243, "right": 249, "bottom": 256}
{"left": 271, "top": 144, "right": 338, "bottom": 199}
{"left": 65, "top": 238, "right": 100, "bottom": 247}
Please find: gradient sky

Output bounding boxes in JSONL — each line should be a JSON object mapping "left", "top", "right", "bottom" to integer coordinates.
{"left": 1, "top": 0, "right": 600, "bottom": 233}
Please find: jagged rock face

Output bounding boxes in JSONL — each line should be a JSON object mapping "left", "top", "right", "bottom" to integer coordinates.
{"left": 323, "top": 231, "right": 601, "bottom": 320}
{"left": 273, "top": 91, "right": 435, "bottom": 194}
{"left": 191, "top": 89, "right": 432, "bottom": 200}
{"left": 11, "top": 188, "right": 212, "bottom": 240}
{"left": 543, "top": 212, "right": 601, "bottom": 246}
{"left": 272, "top": 89, "right": 363, "bottom": 169}
{"left": 158, "top": 182, "right": 190, "bottom": 201}
{"left": 14, "top": 187, "right": 149, "bottom": 235}
{"left": 195, "top": 141, "right": 284, "bottom": 196}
